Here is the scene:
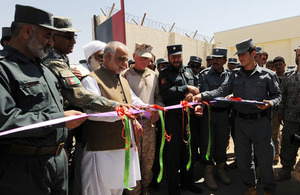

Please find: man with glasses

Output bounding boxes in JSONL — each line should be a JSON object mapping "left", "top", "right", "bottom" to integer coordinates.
{"left": 159, "top": 44, "right": 202, "bottom": 194}
{"left": 261, "top": 51, "right": 269, "bottom": 67}
{"left": 198, "top": 48, "right": 231, "bottom": 190}
{"left": 43, "top": 17, "right": 128, "bottom": 195}
{"left": 188, "top": 56, "right": 203, "bottom": 76}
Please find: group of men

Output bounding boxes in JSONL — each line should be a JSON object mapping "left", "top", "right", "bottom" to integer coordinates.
{"left": 1, "top": 3, "right": 300, "bottom": 195}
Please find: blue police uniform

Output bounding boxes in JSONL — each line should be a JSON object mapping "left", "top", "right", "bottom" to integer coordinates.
{"left": 202, "top": 65, "right": 281, "bottom": 193}
{"left": 0, "top": 45, "right": 68, "bottom": 195}
{"left": 199, "top": 67, "right": 231, "bottom": 165}
{"left": 159, "top": 64, "right": 198, "bottom": 194}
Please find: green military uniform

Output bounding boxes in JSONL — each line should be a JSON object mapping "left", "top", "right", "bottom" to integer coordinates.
{"left": 43, "top": 48, "right": 119, "bottom": 112}
{"left": 0, "top": 45, "right": 68, "bottom": 195}
{"left": 278, "top": 70, "right": 300, "bottom": 168}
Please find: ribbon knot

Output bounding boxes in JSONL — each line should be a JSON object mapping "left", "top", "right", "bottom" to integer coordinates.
{"left": 180, "top": 101, "right": 193, "bottom": 111}
{"left": 115, "top": 106, "right": 136, "bottom": 119}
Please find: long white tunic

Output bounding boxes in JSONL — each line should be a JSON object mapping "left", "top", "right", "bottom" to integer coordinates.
{"left": 81, "top": 75, "right": 144, "bottom": 193}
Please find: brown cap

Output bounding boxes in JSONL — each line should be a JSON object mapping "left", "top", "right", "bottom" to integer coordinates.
{"left": 53, "top": 16, "right": 79, "bottom": 32}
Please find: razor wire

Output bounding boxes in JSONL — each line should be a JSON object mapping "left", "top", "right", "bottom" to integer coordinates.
{"left": 103, "top": 7, "right": 213, "bottom": 43}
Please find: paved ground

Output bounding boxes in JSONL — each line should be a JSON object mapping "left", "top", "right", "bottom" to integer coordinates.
{"left": 149, "top": 138, "right": 300, "bottom": 195}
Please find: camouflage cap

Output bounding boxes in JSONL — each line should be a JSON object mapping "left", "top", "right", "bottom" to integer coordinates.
{"left": 134, "top": 43, "right": 153, "bottom": 58}
{"left": 53, "top": 16, "right": 79, "bottom": 32}
{"left": 14, "top": 4, "right": 57, "bottom": 30}
{"left": 2, "top": 27, "right": 11, "bottom": 38}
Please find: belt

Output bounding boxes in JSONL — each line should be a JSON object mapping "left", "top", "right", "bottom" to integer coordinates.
{"left": 238, "top": 110, "right": 267, "bottom": 120}
{"left": 0, "top": 143, "right": 65, "bottom": 156}
{"left": 211, "top": 107, "right": 230, "bottom": 112}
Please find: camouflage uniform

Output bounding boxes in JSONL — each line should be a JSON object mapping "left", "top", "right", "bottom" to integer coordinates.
{"left": 278, "top": 70, "right": 300, "bottom": 168}
{"left": 122, "top": 67, "right": 163, "bottom": 194}
{"left": 43, "top": 48, "right": 119, "bottom": 112}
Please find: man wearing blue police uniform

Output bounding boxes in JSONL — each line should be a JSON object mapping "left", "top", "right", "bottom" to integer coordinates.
{"left": 0, "top": 4, "right": 85, "bottom": 195}
{"left": 159, "top": 44, "right": 202, "bottom": 194}
{"left": 198, "top": 48, "right": 232, "bottom": 190}
{"left": 194, "top": 38, "right": 281, "bottom": 195}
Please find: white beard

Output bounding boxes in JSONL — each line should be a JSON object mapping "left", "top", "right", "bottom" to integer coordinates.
{"left": 89, "top": 55, "right": 101, "bottom": 71}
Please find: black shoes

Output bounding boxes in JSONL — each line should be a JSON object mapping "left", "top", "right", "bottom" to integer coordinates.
{"left": 181, "top": 184, "right": 203, "bottom": 193}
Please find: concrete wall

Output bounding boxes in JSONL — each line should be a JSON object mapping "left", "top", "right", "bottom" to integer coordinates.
{"left": 95, "top": 15, "right": 213, "bottom": 66}
{"left": 214, "top": 16, "right": 300, "bottom": 65}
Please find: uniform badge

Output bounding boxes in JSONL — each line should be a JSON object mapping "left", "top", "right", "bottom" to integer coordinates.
{"left": 161, "top": 78, "right": 166, "bottom": 85}
{"left": 65, "top": 76, "right": 80, "bottom": 85}
{"left": 185, "top": 72, "right": 190, "bottom": 76}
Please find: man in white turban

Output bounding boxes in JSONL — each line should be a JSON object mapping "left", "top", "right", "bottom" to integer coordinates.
{"left": 75, "top": 40, "right": 107, "bottom": 76}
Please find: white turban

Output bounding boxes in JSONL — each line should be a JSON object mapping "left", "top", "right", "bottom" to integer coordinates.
{"left": 83, "top": 40, "right": 106, "bottom": 61}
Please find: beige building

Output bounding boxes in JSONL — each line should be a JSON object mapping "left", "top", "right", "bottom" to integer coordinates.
{"left": 214, "top": 15, "right": 300, "bottom": 66}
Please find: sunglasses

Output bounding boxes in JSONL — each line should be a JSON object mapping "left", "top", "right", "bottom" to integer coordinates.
{"left": 190, "top": 64, "right": 200, "bottom": 69}
{"left": 54, "top": 33, "right": 77, "bottom": 40}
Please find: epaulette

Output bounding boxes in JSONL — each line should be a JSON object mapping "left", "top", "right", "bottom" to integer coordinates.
{"left": 283, "top": 69, "right": 297, "bottom": 77}
{"left": 160, "top": 65, "right": 169, "bottom": 72}
{"left": 199, "top": 67, "right": 210, "bottom": 75}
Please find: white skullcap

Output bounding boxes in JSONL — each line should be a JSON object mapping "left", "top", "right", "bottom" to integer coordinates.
{"left": 83, "top": 40, "right": 106, "bottom": 61}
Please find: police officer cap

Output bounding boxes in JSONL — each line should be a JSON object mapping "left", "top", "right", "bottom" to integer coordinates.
{"left": 2, "top": 27, "right": 11, "bottom": 38}
{"left": 235, "top": 38, "right": 254, "bottom": 55}
{"left": 156, "top": 58, "right": 168, "bottom": 65}
{"left": 228, "top": 58, "right": 238, "bottom": 64}
{"left": 189, "top": 56, "right": 202, "bottom": 64}
{"left": 54, "top": 16, "right": 79, "bottom": 32}
{"left": 128, "top": 59, "right": 135, "bottom": 66}
{"left": 167, "top": 44, "right": 182, "bottom": 56}
{"left": 14, "top": 4, "right": 57, "bottom": 31}
{"left": 256, "top": 46, "right": 262, "bottom": 54}
{"left": 212, "top": 47, "right": 227, "bottom": 58}
{"left": 206, "top": 55, "right": 213, "bottom": 61}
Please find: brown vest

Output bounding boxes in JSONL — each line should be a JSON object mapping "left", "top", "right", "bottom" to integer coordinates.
{"left": 83, "top": 66, "right": 132, "bottom": 151}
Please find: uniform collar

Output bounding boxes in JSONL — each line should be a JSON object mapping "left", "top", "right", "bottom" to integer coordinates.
{"left": 3, "top": 45, "right": 32, "bottom": 63}
{"left": 208, "top": 66, "right": 228, "bottom": 75}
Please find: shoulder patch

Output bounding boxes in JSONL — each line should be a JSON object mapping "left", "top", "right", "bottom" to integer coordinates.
{"left": 161, "top": 77, "right": 167, "bottom": 85}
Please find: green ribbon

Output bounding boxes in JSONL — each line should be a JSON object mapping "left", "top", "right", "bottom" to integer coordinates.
{"left": 186, "top": 107, "right": 192, "bottom": 171}
{"left": 205, "top": 104, "right": 212, "bottom": 160}
{"left": 123, "top": 115, "right": 132, "bottom": 190}
{"left": 157, "top": 110, "right": 166, "bottom": 183}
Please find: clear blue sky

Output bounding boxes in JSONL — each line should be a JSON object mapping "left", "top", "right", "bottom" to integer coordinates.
{"left": 1, "top": 0, "right": 300, "bottom": 64}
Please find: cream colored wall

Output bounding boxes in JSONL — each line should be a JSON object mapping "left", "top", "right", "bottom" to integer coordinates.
{"left": 214, "top": 16, "right": 300, "bottom": 66}
{"left": 95, "top": 15, "right": 213, "bottom": 66}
